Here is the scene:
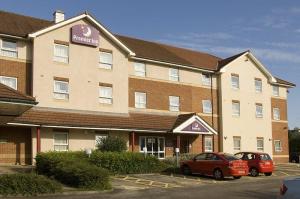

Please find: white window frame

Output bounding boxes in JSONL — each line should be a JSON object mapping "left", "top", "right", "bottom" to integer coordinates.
{"left": 169, "top": 68, "right": 179, "bottom": 82}
{"left": 255, "top": 79, "right": 262, "bottom": 93}
{"left": 257, "top": 138, "right": 264, "bottom": 152}
{"left": 232, "top": 101, "right": 240, "bottom": 116}
{"left": 99, "top": 51, "right": 113, "bottom": 70}
{"left": 202, "top": 73, "right": 211, "bottom": 86}
{"left": 95, "top": 134, "right": 108, "bottom": 149}
{"left": 204, "top": 137, "right": 213, "bottom": 152}
{"left": 274, "top": 140, "right": 282, "bottom": 152}
{"left": 99, "top": 86, "right": 113, "bottom": 104}
{"left": 273, "top": 108, "right": 280, "bottom": 120}
{"left": 0, "top": 76, "right": 17, "bottom": 90}
{"left": 202, "top": 100, "right": 212, "bottom": 114}
{"left": 233, "top": 137, "right": 241, "bottom": 151}
{"left": 53, "top": 43, "right": 69, "bottom": 63}
{"left": 255, "top": 104, "right": 263, "bottom": 118}
{"left": 135, "top": 92, "right": 146, "bottom": 108}
{"left": 134, "top": 62, "right": 146, "bottom": 77}
{"left": 53, "top": 80, "right": 69, "bottom": 100}
{"left": 169, "top": 96, "right": 180, "bottom": 112}
{"left": 139, "top": 136, "right": 165, "bottom": 159}
{"left": 0, "top": 39, "right": 18, "bottom": 58}
{"left": 273, "top": 86, "right": 279, "bottom": 97}
{"left": 53, "top": 132, "right": 69, "bottom": 151}
{"left": 231, "top": 75, "right": 239, "bottom": 89}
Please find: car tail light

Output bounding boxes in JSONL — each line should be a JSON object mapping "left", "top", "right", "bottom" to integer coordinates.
{"left": 280, "top": 183, "right": 288, "bottom": 195}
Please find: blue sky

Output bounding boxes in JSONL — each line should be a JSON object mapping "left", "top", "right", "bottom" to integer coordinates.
{"left": 1, "top": 0, "right": 300, "bottom": 128}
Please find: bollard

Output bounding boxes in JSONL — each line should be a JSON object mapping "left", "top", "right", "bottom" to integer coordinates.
{"left": 175, "top": 148, "right": 180, "bottom": 167}
{"left": 143, "top": 147, "right": 148, "bottom": 158}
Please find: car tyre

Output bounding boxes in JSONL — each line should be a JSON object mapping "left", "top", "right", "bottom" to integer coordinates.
{"left": 250, "top": 168, "right": 259, "bottom": 177}
{"left": 182, "top": 165, "right": 191, "bottom": 175}
{"left": 213, "top": 169, "right": 224, "bottom": 180}
{"left": 233, "top": 176, "right": 242, "bottom": 179}
{"left": 264, "top": 172, "right": 272, "bottom": 176}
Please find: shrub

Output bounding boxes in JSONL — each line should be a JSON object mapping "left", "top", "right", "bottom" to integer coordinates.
{"left": 97, "top": 136, "right": 127, "bottom": 152}
{"left": 89, "top": 151, "right": 168, "bottom": 174}
{"left": 0, "top": 173, "right": 62, "bottom": 196}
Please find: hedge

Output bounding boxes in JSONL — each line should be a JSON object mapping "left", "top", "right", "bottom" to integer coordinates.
{"left": 0, "top": 174, "right": 62, "bottom": 196}
{"left": 89, "top": 151, "right": 169, "bottom": 174}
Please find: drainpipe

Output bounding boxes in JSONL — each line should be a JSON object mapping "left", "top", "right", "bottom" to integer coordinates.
{"left": 36, "top": 127, "right": 41, "bottom": 153}
{"left": 131, "top": 132, "right": 135, "bottom": 152}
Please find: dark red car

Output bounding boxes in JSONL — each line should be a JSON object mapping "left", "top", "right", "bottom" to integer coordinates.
{"left": 180, "top": 152, "right": 248, "bottom": 180}
{"left": 234, "top": 152, "right": 274, "bottom": 177}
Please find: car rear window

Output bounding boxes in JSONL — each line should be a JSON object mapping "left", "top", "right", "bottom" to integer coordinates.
{"left": 223, "top": 154, "right": 239, "bottom": 161}
{"left": 260, "top": 154, "right": 271, "bottom": 160}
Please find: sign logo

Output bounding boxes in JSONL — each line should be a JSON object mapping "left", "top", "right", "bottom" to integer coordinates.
{"left": 182, "top": 119, "right": 209, "bottom": 132}
{"left": 71, "top": 25, "right": 99, "bottom": 47}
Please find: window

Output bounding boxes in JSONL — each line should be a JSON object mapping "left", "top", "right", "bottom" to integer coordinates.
{"left": 0, "top": 76, "right": 17, "bottom": 90}
{"left": 255, "top": 103, "right": 263, "bottom": 118}
{"left": 274, "top": 140, "right": 282, "bottom": 152}
{"left": 139, "top": 136, "right": 165, "bottom": 159}
{"left": 54, "top": 44, "right": 69, "bottom": 63}
{"left": 257, "top": 138, "right": 264, "bottom": 151}
{"left": 53, "top": 80, "right": 69, "bottom": 100}
{"left": 95, "top": 134, "right": 108, "bottom": 148}
{"left": 135, "top": 92, "right": 146, "bottom": 108}
{"left": 1, "top": 39, "right": 17, "bottom": 58}
{"left": 202, "top": 73, "right": 211, "bottom": 86}
{"left": 99, "top": 86, "right": 113, "bottom": 104}
{"left": 233, "top": 137, "right": 241, "bottom": 151}
{"left": 134, "top": 62, "right": 146, "bottom": 77}
{"left": 232, "top": 101, "right": 240, "bottom": 116}
{"left": 54, "top": 132, "right": 68, "bottom": 151}
{"left": 99, "top": 51, "right": 113, "bottom": 69}
{"left": 169, "top": 96, "right": 180, "bottom": 111}
{"left": 204, "top": 137, "right": 213, "bottom": 152}
{"left": 255, "top": 79, "right": 262, "bottom": 93}
{"left": 273, "top": 108, "right": 280, "bottom": 120}
{"left": 169, "top": 68, "right": 179, "bottom": 81}
{"left": 202, "top": 100, "right": 212, "bottom": 114}
{"left": 273, "top": 86, "right": 279, "bottom": 97}
{"left": 231, "top": 74, "right": 239, "bottom": 89}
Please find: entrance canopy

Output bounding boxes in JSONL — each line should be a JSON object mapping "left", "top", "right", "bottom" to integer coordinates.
{"left": 172, "top": 113, "right": 218, "bottom": 135}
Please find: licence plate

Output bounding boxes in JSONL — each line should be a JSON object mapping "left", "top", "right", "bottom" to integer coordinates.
{"left": 265, "top": 162, "right": 270, "bottom": 165}
{"left": 238, "top": 171, "right": 245, "bottom": 174}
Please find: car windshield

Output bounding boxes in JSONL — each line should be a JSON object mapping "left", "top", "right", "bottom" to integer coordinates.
{"left": 260, "top": 154, "right": 271, "bottom": 160}
{"left": 222, "top": 153, "right": 239, "bottom": 161}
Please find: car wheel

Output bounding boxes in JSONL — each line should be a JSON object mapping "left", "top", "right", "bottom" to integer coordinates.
{"left": 250, "top": 168, "right": 259, "bottom": 177}
{"left": 182, "top": 165, "right": 191, "bottom": 175}
{"left": 233, "top": 176, "right": 242, "bottom": 179}
{"left": 264, "top": 172, "right": 272, "bottom": 176}
{"left": 213, "top": 169, "right": 224, "bottom": 180}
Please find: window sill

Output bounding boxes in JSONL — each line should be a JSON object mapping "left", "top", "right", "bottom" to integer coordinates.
{"left": 53, "top": 60, "right": 69, "bottom": 65}
{"left": 99, "top": 67, "right": 113, "bottom": 71}
{"left": 99, "top": 102, "right": 113, "bottom": 106}
{"left": 53, "top": 98, "right": 69, "bottom": 102}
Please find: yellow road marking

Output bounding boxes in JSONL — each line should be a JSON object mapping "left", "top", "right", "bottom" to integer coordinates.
{"left": 279, "top": 171, "right": 290, "bottom": 176}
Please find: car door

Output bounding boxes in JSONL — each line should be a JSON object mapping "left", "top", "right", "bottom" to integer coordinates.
{"left": 203, "top": 153, "right": 219, "bottom": 175}
{"left": 191, "top": 153, "right": 207, "bottom": 174}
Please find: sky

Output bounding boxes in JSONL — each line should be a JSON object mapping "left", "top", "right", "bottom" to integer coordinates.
{"left": 1, "top": 0, "right": 300, "bottom": 128}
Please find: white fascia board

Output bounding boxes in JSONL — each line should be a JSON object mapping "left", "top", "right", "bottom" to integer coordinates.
{"left": 173, "top": 115, "right": 218, "bottom": 135}
{"left": 28, "top": 14, "right": 135, "bottom": 56}
{"left": 0, "top": 34, "right": 27, "bottom": 40}
{"left": 131, "top": 57, "right": 215, "bottom": 73}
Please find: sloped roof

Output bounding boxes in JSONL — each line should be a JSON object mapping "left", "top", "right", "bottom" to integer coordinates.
{"left": 0, "top": 83, "right": 37, "bottom": 104}
{"left": 217, "top": 51, "right": 249, "bottom": 69}
{"left": 274, "top": 77, "right": 296, "bottom": 87}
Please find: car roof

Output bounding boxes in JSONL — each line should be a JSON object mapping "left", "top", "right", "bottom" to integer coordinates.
{"left": 235, "top": 151, "right": 269, "bottom": 155}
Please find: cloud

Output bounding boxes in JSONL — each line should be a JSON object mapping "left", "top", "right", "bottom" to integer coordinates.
{"left": 251, "top": 48, "right": 300, "bottom": 64}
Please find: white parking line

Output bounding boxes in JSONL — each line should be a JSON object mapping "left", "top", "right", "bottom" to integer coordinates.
{"left": 279, "top": 171, "right": 290, "bottom": 176}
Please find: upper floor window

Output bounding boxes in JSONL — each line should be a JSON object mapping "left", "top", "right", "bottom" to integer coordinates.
{"left": 232, "top": 101, "right": 240, "bottom": 116}
{"left": 255, "top": 103, "right": 263, "bottom": 118}
{"left": 274, "top": 140, "right": 282, "bottom": 152}
{"left": 202, "top": 100, "right": 212, "bottom": 114}
{"left": 169, "top": 96, "right": 180, "bottom": 111}
{"left": 53, "top": 79, "right": 69, "bottom": 100}
{"left": 0, "top": 76, "right": 17, "bottom": 90}
{"left": 273, "top": 108, "right": 280, "bottom": 120}
{"left": 54, "top": 43, "right": 69, "bottom": 63}
{"left": 257, "top": 138, "right": 264, "bottom": 152}
{"left": 231, "top": 74, "right": 239, "bottom": 89}
{"left": 54, "top": 132, "right": 68, "bottom": 151}
{"left": 99, "top": 85, "right": 113, "bottom": 104}
{"left": 135, "top": 92, "right": 146, "bottom": 108}
{"left": 99, "top": 51, "right": 113, "bottom": 70}
{"left": 202, "top": 73, "right": 211, "bottom": 86}
{"left": 134, "top": 62, "right": 146, "bottom": 77}
{"left": 0, "top": 39, "right": 17, "bottom": 58}
{"left": 272, "top": 86, "right": 279, "bottom": 97}
{"left": 255, "top": 78, "right": 262, "bottom": 93}
{"left": 169, "top": 68, "right": 179, "bottom": 82}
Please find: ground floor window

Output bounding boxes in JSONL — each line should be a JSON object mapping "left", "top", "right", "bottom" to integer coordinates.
{"left": 139, "top": 136, "right": 165, "bottom": 159}
{"left": 95, "top": 133, "right": 108, "bottom": 148}
{"left": 53, "top": 132, "right": 68, "bottom": 151}
{"left": 204, "top": 136, "right": 213, "bottom": 152}
{"left": 233, "top": 136, "right": 241, "bottom": 151}
{"left": 274, "top": 140, "right": 282, "bottom": 152}
{"left": 257, "top": 138, "right": 264, "bottom": 152}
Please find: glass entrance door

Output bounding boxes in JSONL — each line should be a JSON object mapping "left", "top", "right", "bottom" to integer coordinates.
{"left": 140, "top": 136, "right": 165, "bottom": 159}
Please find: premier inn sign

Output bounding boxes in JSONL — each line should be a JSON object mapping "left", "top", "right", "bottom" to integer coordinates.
{"left": 71, "top": 24, "right": 99, "bottom": 47}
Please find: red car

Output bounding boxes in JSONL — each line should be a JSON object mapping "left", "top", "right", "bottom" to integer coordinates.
{"left": 180, "top": 152, "right": 248, "bottom": 180}
{"left": 234, "top": 152, "right": 274, "bottom": 177}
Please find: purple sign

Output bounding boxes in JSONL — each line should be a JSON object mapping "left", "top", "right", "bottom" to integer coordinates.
{"left": 182, "top": 119, "right": 209, "bottom": 132}
{"left": 71, "top": 24, "right": 99, "bottom": 47}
